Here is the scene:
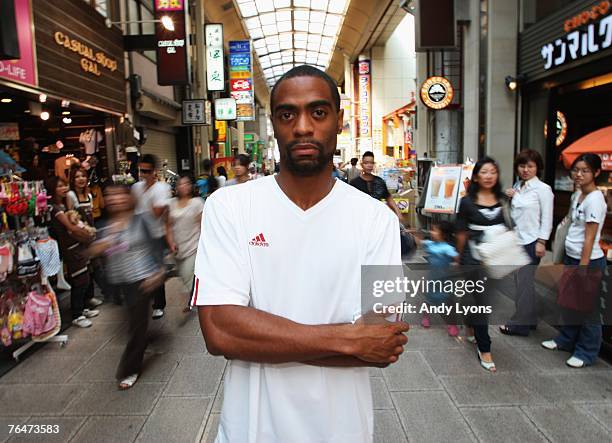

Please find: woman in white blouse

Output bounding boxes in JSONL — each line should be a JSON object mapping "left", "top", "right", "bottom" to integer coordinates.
{"left": 500, "top": 149, "right": 554, "bottom": 336}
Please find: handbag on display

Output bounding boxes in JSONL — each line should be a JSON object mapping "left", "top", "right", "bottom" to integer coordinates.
{"left": 552, "top": 192, "right": 577, "bottom": 264}
{"left": 557, "top": 266, "right": 602, "bottom": 312}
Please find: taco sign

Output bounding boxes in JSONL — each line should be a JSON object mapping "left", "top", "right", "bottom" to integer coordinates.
{"left": 420, "top": 76, "right": 454, "bottom": 110}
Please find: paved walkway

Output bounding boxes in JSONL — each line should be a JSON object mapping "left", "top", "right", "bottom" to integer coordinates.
{"left": 1, "top": 277, "right": 611, "bottom": 443}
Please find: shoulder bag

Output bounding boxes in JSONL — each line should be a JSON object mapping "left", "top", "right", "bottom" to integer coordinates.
{"left": 551, "top": 192, "right": 577, "bottom": 264}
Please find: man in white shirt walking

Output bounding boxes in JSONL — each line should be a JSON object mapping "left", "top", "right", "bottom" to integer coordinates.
{"left": 131, "top": 154, "right": 171, "bottom": 319}
{"left": 193, "top": 65, "right": 409, "bottom": 443}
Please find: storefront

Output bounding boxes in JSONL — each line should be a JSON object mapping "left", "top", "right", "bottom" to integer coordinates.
{"left": 0, "top": 0, "right": 126, "bottom": 182}
{"left": 519, "top": 0, "right": 612, "bottom": 219}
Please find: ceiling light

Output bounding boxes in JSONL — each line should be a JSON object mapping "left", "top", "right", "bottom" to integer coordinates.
{"left": 61, "top": 100, "right": 70, "bottom": 107}
{"left": 1, "top": 98, "right": 12, "bottom": 103}
{"left": 39, "top": 94, "right": 47, "bottom": 103}
{"left": 40, "top": 111, "right": 50, "bottom": 121}
{"left": 62, "top": 111, "right": 71, "bottom": 115}
{"left": 161, "top": 15, "right": 174, "bottom": 31}
{"left": 62, "top": 117, "right": 72, "bottom": 124}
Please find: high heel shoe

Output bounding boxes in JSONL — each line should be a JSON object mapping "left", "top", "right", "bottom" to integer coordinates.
{"left": 477, "top": 349, "right": 496, "bottom": 372}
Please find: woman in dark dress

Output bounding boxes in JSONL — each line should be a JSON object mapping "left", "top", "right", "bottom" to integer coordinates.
{"left": 455, "top": 157, "right": 512, "bottom": 372}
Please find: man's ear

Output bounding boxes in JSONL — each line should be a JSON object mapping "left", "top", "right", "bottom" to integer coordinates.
{"left": 337, "top": 108, "right": 344, "bottom": 134}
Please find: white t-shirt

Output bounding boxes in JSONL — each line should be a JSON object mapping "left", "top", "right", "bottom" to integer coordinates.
{"left": 193, "top": 176, "right": 400, "bottom": 443}
{"left": 565, "top": 189, "right": 607, "bottom": 260}
{"left": 216, "top": 175, "right": 227, "bottom": 188}
{"left": 132, "top": 180, "right": 171, "bottom": 238}
{"left": 169, "top": 197, "right": 204, "bottom": 259}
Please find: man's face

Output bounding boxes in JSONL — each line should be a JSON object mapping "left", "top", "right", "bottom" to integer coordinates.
{"left": 271, "top": 76, "right": 343, "bottom": 176}
{"left": 361, "top": 155, "right": 375, "bottom": 174}
{"left": 138, "top": 162, "right": 156, "bottom": 184}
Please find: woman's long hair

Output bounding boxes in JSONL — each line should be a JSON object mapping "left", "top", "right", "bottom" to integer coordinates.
{"left": 467, "top": 156, "right": 505, "bottom": 200}
{"left": 45, "top": 176, "right": 68, "bottom": 205}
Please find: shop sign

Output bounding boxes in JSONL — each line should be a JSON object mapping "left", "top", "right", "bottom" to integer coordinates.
{"left": 230, "top": 71, "right": 250, "bottom": 79}
{"left": 0, "top": 123, "right": 20, "bottom": 141}
{"left": 182, "top": 99, "right": 210, "bottom": 125}
{"left": 53, "top": 31, "right": 118, "bottom": 77}
{"left": 155, "top": 0, "right": 188, "bottom": 85}
{"left": 358, "top": 60, "right": 372, "bottom": 138}
{"left": 544, "top": 111, "right": 568, "bottom": 146}
{"left": 541, "top": 9, "right": 611, "bottom": 70}
{"left": 216, "top": 120, "right": 227, "bottom": 142}
{"left": 205, "top": 24, "right": 225, "bottom": 91}
{"left": 564, "top": 1, "right": 610, "bottom": 32}
{"left": 420, "top": 76, "right": 454, "bottom": 110}
{"left": 424, "top": 165, "right": 462, "bottom": 214}
{"left": 0, "top": 0, "right": 37, "bottom": 87}
{"left": 215, "top": 98, "right": 237, "bottom": 121}
{"left": 601, "top": 153, "right": 612, "bottom": 170}
{"left": 229, "top": 40, "right": 255, "bottom": 121}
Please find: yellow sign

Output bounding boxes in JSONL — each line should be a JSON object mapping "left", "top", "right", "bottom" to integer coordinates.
{"left": 420, "top": 76, "right": 454, "bottom": 110}
{"left": 54, "top": 31, "right": 118, "bottom": 77}
{"left": 393, "top": 197, "right": 411, "bottom": 214}
{"left": 216, "top": 120, "right": 227, "bottom": 142}
{"left": 230, "top": 70, "right": 251, "bottom": 79}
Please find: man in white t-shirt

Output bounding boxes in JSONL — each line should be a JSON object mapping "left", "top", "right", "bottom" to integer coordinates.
{"left": 193, "top": 65, "right": 409, "bottom": 443}
{"left": 131, "top": 153, "right": 171, "bottom": 319}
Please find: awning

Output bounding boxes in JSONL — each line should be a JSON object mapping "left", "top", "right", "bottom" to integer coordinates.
{"left": 560, "top": 125, "right": 612, "bottom": 170}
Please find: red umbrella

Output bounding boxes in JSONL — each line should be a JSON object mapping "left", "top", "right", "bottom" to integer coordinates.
{"left": 561, "top": 125, "right": 612, "bottom": 170}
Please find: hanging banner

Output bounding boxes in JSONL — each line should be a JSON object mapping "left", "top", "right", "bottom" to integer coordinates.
{"left": 0, "top": 0, "right": 37, "bottom": 87}
{"left": 154, "top": 0, "right": 189, "bottom": 85}
{"left": 229, "top": 40, "right": 255, "bottom": 121}
{"left": 205, "top": 23, "right": 224, "bottom": 91}
{"left": 424, "top": 165, "right": 462, "bottom": 214}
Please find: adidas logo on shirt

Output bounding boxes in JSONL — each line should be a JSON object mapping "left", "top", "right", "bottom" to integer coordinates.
{"left": 249, "top": 233, "right": 269, "bottom": 247}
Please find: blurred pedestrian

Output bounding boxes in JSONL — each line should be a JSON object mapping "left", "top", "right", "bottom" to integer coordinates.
{"left": 341, "top": 157, "right": 361, "bottom": 182}
{"left": 196, "top": 159, "right": 219, "bottom": 199}
{"left": 46, "top": 176, "right": 98, "bottom": 327}
{"left": 417, "top": 221, "right": 459, "bottom": 336}
{"left": 216, "top": 166, "right": 228, "bottom": 188}
{"left": 226, "top": 154, "right": 251, "bottom": 186}
{"left": 132, "top": 154, "right": 171, "bottom": 320}
{"left": 90, "top": 185, "right": 165, "bottom": 389}
{"left": 456, "top": 156, "right": 512, "bottom": 372}
{"left": 167, "top": 175, "right": 204, "bottom": 312}
{"left": 501, "top": 150, "right": 553, "bottom": 336}
{"left": 542, "top": 153, "right": 606, "bottom": 368}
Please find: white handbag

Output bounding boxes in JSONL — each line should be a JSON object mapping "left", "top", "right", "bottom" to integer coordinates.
{"left": 470, "top": 201, "right": 531, "bottom": 279}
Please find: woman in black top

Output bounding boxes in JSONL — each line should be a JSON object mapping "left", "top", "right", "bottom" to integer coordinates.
{"left": 456, "top": 157, "right": 512, "bottom": 372}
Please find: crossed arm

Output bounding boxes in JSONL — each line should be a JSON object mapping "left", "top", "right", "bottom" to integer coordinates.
{"left": 198, "top": 305, "right": 409, "bottom": 367}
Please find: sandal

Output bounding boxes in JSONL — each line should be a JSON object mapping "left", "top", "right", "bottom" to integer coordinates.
{"left": 499, "top": 325, "right": 529, "bottom": 336}
{"left": 477, "top": 349, "right": 497, "bottom": 373}
{"left": 119, "top": 373, "right": 139, "bottom": 390}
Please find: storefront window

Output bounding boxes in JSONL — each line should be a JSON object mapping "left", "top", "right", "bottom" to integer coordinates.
{"left": 82, "top": 0, "right": 109, "bottom": 18}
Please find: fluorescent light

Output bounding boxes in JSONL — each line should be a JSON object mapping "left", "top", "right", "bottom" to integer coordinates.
{"left": 161, "top": 15, "right": 174, "bottom": 31}
{"left": 39, "top": 94, "right": 47, "bottom": 103}
{"left": 40, "top": 111, "right": 50, "bottom": 121}
{"left": 62, "top": 117, "right": 72, "bottom": 124}
{"left": 62, "top": 111, "right": 70, "bottom": 115}
{"left": 0, "top": 98, "right": 12, "bottom": 103}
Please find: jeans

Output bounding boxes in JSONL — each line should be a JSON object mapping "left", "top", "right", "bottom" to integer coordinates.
{"left": 115, "top": 281, "right": 151, "bottom": 380}
{"left": 553, "top": 255, "right": 606, "bottom": 365}
{"left": 69, "top": 273, "right": 90, "bottom": 319}
{"left": 509, "top": 241, "right": 541, "bottom": 333}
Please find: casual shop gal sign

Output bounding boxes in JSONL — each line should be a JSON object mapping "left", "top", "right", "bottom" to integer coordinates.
{"left": 54, "top": 31, "right": 118, "bottom": 76}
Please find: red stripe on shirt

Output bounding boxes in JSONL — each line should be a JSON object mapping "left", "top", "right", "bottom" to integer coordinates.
{"left": 192, "top": 277, "right": 199, "bottom": 306}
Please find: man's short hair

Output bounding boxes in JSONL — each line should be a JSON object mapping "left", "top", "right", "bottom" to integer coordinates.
{"left": 140, "top": 153, "right": 158, "bottom": 169}
{"left": 362, "top": 151, "right": 374, "bottom": 160}
{"left": 202, "top": 158, "right": 212, "bottom": 172}
{"left": 271, "top": 65, "right": 340, "bottom": 112}
{"left": 350, "top": 158, "right": 358, "bottom": 166}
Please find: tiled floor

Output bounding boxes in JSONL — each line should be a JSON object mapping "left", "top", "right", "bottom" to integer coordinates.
{"left": 1, "top": 277, "right": 611, "bottom": 443}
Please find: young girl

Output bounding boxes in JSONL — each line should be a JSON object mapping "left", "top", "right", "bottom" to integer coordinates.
{"left": 419, "top": 221, "right": 459, "bottom": 337}
{"left": 542, "top": 153, "right": 607, "bottom": 368}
